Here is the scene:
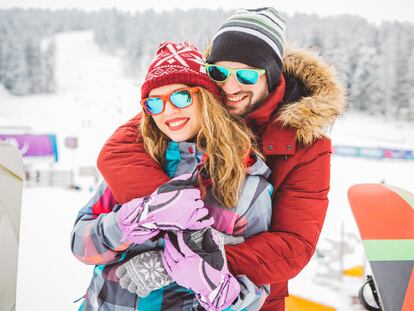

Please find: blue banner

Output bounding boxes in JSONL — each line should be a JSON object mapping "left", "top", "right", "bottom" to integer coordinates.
{"left": 333, "top": 145, "right": 414, "bottom": 160}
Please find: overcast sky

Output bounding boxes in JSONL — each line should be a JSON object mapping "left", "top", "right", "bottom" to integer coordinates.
{"left": 1, "top": 0, "right": 414, "bottom": 24}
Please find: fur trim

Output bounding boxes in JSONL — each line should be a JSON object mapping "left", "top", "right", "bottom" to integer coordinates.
{"left": 278, "top": 48, "right": 346, "bottom": 145}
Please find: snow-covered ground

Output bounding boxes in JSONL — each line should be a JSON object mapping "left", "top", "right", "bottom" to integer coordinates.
{"left": 1, "top": 31, "right": 138, "bottom": 169}
{"left": 2, "top": 31, "right": 414, "bottom": 310}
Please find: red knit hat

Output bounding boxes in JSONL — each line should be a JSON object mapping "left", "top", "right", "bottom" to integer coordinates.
{"left": 141, "top": 41, "right": 221, "bottom": 99}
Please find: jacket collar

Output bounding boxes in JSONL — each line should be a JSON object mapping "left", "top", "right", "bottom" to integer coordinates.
{"left": 246, "top": 48, "right": 346, "bottom": 156}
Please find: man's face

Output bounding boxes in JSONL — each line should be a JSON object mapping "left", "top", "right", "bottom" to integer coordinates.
{"left": 214, "top": 61, "right": 269, "bottom": 117}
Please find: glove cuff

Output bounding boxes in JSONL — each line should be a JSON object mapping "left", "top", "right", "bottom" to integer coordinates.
{"left": 196, "top": 273, "right": 240, "bottom": 311}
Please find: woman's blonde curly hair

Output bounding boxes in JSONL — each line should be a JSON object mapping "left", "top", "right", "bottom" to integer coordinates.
{"left": 139, "top": 86, "right": 261, "bottom": 209}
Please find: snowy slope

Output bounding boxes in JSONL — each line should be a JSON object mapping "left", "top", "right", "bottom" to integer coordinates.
{"left": 1, "top": 30, "right": 413, "bottom": 310}
{"left": 331, "top": 111, "right": 414, "bottom": 149}
{"left": 1, "top": 31, "right": 141, "bottom": 311}
{"left": 1, "top": 31, "right": 139, "bottom": 169}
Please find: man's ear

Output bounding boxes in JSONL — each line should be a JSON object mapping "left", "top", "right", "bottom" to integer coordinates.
{"left": 203, "top": 40, "right": 212, "bottom": 59}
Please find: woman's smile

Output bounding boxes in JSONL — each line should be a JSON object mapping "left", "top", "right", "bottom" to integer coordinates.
{"left": 165, "top": 117, "right": 190, "bottom": 131}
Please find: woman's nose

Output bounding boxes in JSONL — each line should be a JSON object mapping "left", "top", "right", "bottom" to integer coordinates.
{"left": 163, "top": 99, "right": 180, "bottom": 114}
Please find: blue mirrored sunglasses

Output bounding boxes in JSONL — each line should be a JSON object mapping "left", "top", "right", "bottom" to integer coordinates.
{"left": 205, "top": 63, "right": 265, "bottom": 85}
{"left": 141, "top": 87, "right": 200, "bottom": 115}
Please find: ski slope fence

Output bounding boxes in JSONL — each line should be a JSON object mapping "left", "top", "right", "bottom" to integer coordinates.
{"left": 333, "top": 145, "right": 414, "bottom": 160}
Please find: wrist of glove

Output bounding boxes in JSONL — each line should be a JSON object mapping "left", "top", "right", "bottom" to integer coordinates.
{"left": 118, "top": 197, "right": 160, "bottom": 244}
{"left": 162, "top": 229, "right": 241, "bottom": 311}
{"left": 116, "top": 250, "right": 173, "bottom": 297}
{"left": 196, "top": 273, "right": 240, "bottom": 311}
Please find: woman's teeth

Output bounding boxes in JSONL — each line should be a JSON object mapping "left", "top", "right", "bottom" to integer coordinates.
{"left": 169, "top": 119, "right": 186, "bottom": 127}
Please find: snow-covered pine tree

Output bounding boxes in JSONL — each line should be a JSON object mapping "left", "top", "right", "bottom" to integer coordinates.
{"left": 389, "top": 23, "right": 414, "bottom": 121}
{"left": 2, "top": 38, "right": 31, "bottom": 95}
{"left": 40, "top": 37, "right": 55, "bottom": 92}
{"left": 347, "top": 22, "right": 384, "bottom": 115}
{"left": 405, "top": 42, "right": 414, "bottom": 121}
{"left": 378, "top": 22, "right": 398, "bottom": 120}
{"left": 25, "top": 39, "right": 42, "bottom": 93}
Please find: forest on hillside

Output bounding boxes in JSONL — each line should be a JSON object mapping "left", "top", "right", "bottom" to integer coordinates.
{"left": 1, "top": 8, "right": 414, "bottom": 120}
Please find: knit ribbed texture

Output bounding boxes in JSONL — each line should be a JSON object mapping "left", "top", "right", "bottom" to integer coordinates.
{"left": 214, "top": 7, "right": 286, "bottom": 61}
{"left": 207, "top": 7, "right": 287, "bottom": 92}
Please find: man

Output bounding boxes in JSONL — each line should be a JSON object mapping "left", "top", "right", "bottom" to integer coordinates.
{"left": 97, "top": 7, "right": 345, "bottom": 310}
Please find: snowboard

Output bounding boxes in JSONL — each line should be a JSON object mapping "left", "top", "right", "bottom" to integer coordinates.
{"left": 0, "top": 143, "right": 24, "bottom": 311}
{"left": 348, "top": 183, "right": 414, "bottom": 311}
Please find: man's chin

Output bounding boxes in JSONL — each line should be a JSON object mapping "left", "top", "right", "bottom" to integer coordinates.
{"left": 224, "top": 99, "right": 250, "bottom": 117}
{"left": 225, "top": 105, "right": 246, "bottom": 117}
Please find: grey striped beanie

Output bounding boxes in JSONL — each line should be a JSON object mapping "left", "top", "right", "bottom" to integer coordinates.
{"left": 207, "top": 7, "right": 287, "bottom": 92}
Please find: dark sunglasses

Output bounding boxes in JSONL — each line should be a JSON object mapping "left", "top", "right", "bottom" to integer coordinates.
{"left": 141, "top": 87, "right": 200, "bottom": 116}
{"left": 205, "top": 63, "right": 265, "bottom": 85}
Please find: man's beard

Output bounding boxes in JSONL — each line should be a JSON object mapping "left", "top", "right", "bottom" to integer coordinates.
{"left": 224, "top": 88, "right": 269, "bottom": 118}
{"left": 240, "top": 93, "right": 268, "bottom": 118}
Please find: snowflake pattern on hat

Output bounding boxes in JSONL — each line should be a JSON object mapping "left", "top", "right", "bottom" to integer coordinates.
{"left": 146, "top": 43, "right": 206, "bottom": 81}
{"left": 146, "top": 66, "right": 192, "bottom": 81}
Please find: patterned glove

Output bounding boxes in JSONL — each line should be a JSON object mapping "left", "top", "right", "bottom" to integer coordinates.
{"left": 116, "top": 250, "right": 173, "bottom": 297}
{"left": 163, "top": 229, "right": 241, "bottom": 311}
{"left": 118, "top": 174, "right": 214, "bottom": 243}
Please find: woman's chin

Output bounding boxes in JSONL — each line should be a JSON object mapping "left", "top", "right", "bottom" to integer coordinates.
{"left": 167, "top": 133, "right": 193, "bottom": 142}
{"left": 163, "top": 127, "right": 199, "bottom": 143}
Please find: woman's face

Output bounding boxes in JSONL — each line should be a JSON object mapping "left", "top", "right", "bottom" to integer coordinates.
{"left": 148, "top": 84, "right": 202, "bottom": 142}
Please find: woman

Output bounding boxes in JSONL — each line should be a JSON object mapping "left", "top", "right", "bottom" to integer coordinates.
{"left": 71, "top": 42, "right": 272, "bottom": 311}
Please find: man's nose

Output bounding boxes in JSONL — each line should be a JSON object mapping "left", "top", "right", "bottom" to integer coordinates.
{"left": 220, "top": 74, "right": 242, "bottom": 95}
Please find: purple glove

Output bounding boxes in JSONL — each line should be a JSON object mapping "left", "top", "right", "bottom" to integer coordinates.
{"left": 118, "top": 174, "right": 214, "bottom": 244}
{"left": 162, "top": 229, "right": 240, "bottom": 311}
{"left": 118, "top": 197, "right": 160, "bottom": 244}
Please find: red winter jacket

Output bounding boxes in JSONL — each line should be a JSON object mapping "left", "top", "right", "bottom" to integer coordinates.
{"left": 97, "top": 49, "right": 345, "bottom": 310}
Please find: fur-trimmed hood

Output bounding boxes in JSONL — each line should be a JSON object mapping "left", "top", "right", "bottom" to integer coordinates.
{"left": 277, "top": 48, "right": 346, "bottom": 145}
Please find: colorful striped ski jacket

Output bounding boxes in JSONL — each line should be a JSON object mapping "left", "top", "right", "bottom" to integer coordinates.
{"left": 71, "top": 141, "right": 273, "bottom": 310}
